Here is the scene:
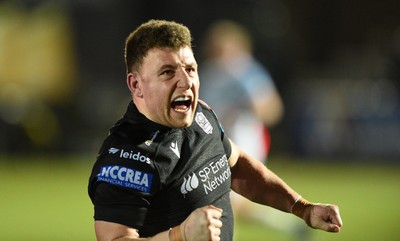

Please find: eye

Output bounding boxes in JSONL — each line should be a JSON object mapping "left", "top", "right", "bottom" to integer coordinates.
{"left": 161, "top": 69, "right": 175, "bottom": 76}
{"left": 186, "top": 67, "right": 197, "bottom": 75}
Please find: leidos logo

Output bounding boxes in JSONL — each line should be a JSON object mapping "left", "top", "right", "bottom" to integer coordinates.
{"left": 108, "top": 148, "right": 151, "bottom": 164}
{"left": 180, "top": 173, "right": 199, "bottom": 195}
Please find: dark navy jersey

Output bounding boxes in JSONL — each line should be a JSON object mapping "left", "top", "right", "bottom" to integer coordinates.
{"left": 88, "top": 101, "right": 234, "bottom": 239}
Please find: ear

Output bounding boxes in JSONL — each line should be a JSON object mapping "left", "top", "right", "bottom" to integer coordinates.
{"left": 127, "top": 72, "right": 143, "bottom": 97}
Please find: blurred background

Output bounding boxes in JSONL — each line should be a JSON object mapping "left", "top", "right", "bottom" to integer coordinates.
{"left": 1, "top": 0, "right": 400, "bottom": 240}
{"left": 1, "top": 0, "right": 400, "bottom": 160}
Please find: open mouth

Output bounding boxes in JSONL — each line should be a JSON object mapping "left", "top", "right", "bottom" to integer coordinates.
{"left": 171, "top": 96, "right": 192, "bottom": 113}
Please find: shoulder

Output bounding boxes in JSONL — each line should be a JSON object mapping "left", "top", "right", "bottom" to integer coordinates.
{"left": 197, "top": 99, "right": 213, "bottom": 110}
{"left": 195, "top": 99, "right": 222, "bottom": 130}
{"left": 197, "top": 99, "right": 220, "bottom": 119}
{"left": 89, "top": 119, "right": 164, "bottom": 196}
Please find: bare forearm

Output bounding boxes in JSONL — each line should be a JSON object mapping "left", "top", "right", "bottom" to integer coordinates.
{"left": 230, "top": 151, "right": 298, "bottom": 212}
{"left": 229, "top": 143, "right": 343, "bottom": 233}
{"left": 111, "top": 229, "right": 177, "bottom": 241}
{"left": 111, "top": 231, "right": 167, "bottom": 241}
{"left": 95, "top": 205, "right": 224, "bottom": 241}
{"left": 95, "top": 221, "right": 183, "bottom": 241}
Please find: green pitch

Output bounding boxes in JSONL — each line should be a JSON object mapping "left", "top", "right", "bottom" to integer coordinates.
{"left": 0, "top": 155, "right": 399, "bottom": 241}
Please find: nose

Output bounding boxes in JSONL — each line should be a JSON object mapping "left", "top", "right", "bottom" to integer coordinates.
{"left": 176, "top": 68, "right": 192, "bottom": 89}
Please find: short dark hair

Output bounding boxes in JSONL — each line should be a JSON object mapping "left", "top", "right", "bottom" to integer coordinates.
{"left": 124, "top": 19, "right": 192, "bottom": 73}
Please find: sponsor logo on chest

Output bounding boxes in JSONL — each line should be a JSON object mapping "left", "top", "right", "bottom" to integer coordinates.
{"left": 180, "top": 154, "right": 231, "bottom": 197}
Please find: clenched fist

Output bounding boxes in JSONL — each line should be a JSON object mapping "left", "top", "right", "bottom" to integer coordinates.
{"left": 179, "top": 205, "right": 223, "bottom": 241}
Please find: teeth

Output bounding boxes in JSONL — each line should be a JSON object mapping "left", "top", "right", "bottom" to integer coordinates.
{"left": 174, "top": 96, "right": 190, "bottom": 102}
{"left": 171, "top": 96, "right": 191, "bottom": 112}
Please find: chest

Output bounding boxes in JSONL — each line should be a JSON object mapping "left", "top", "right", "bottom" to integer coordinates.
{"left": 152, "top": 118, "right": 231, "bottom": 207}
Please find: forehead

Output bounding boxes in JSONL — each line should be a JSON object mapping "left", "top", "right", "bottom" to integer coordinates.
{"left": 143, "top": 46, "right": 196, "bottom": 68}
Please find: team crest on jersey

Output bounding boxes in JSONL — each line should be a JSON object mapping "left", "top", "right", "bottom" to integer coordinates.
{"left": 145, "top": 130, "right": 160, "bottom": 146}
{"left": 195, "top": 112, "right": 213, "bottom": 134}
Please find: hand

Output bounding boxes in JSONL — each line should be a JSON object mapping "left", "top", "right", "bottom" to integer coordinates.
{"left": 180, "top": 205, "right": 223, "bottom": 241}
{"left": 306, "top": 204, "right": 343, "bottom": 232}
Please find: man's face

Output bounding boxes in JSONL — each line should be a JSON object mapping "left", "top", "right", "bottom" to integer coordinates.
{"left": 130, "top": 46, "right": 199, "bottom": 128}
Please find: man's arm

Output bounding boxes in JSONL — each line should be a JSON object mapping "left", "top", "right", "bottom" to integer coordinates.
{"left": 228, "top": 140, "right": 343, "bottom": 232}
{"left": 228, "top": 140, "right": 298, "bottom": 211}
{"left": 252, "top": 89, "right": 284, "bottom": 127}
{"left": 94, "top": 205, "right": 223, "bottom": 241}
{"left": 95, "top": 220, "right": 179, "bottom": 241}
{"left": 95, "top": 221, "right": 146, "bottom": 241}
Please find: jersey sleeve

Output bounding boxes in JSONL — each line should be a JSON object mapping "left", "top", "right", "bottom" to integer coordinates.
{"left": 88, "top": 141, "right": 160, "bottom": 229}
{"left": 222, "top": 132, "right": 232, "bottom": 159}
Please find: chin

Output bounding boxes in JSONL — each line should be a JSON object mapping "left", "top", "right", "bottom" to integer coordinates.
{"left": 178, "top": 120, "right": 193, "bottom": 128}
{"left": 169, "top": 111, "right": 195, "bottom": 128}
{"left": 175, "top": 118, "right": 194, "bottom": 128}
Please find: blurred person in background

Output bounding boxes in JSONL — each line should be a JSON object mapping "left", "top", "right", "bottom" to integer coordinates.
{"left": 200, "top": 20, "right": 301, "bottom": 236}
{"left": 200, "top": 20, "right": 284, "bottom": 163}
{"left": 88, "top": 19, "right": 342, "bottom": 241}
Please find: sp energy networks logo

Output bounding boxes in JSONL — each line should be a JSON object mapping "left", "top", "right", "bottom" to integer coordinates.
{"left": 180, "top": 154, "right": 231, "bottom": 197}
{"left": 97, "top": 165, "right": 153, "bottom": 193}
{"left": 180, "top": 173, "right": 199, "bottom": 195}
{"left": 108, "top": 148, "right": 151, "bottom": 164}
